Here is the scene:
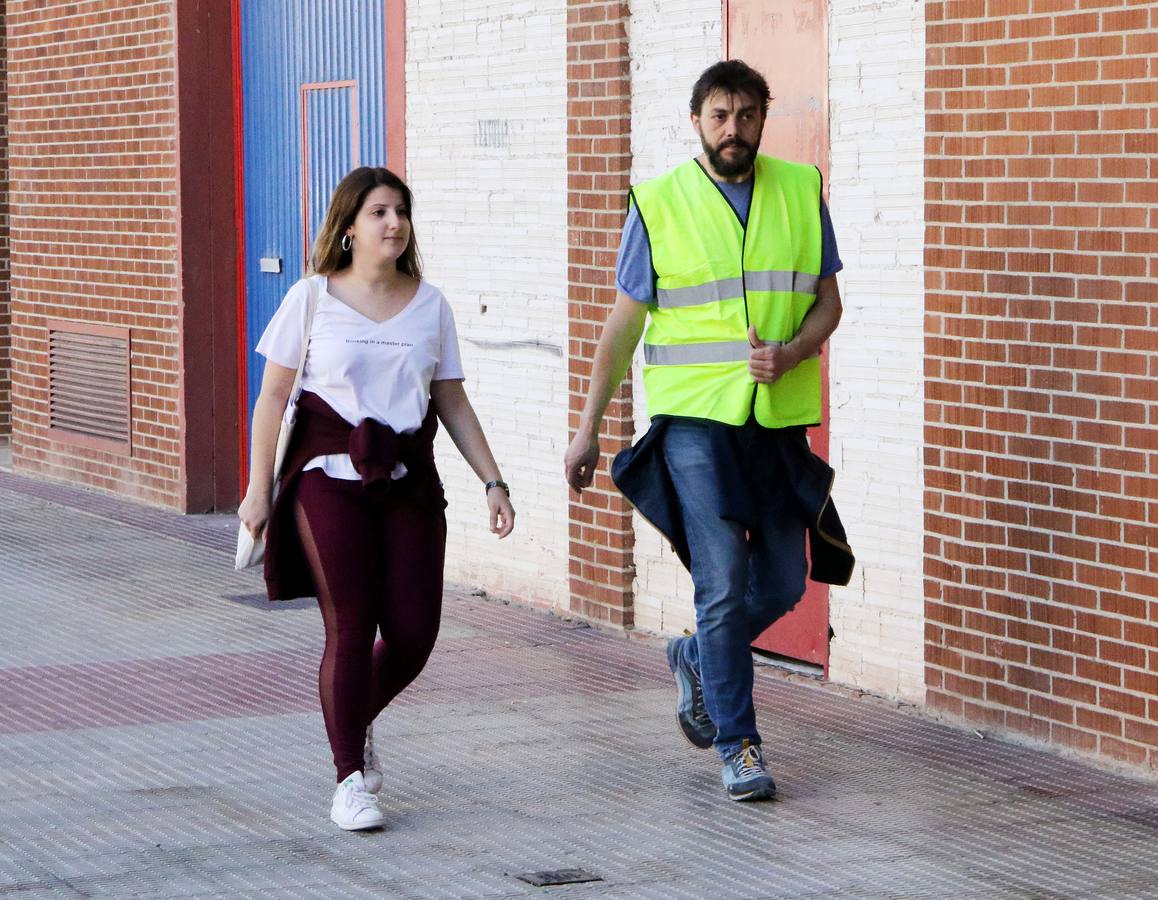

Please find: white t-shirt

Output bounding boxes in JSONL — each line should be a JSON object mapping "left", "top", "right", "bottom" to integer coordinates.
{"left": 256, "top": 274, "right": 465, "bottom": 480}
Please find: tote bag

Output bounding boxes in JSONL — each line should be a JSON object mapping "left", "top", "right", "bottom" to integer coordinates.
{"left": 234, "top": 277, "right": 321, "bottom": 570}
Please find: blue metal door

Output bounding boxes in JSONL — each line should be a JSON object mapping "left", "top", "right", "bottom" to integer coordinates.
{"left": 239, "top": 1, "right": 388, "bottom": 427}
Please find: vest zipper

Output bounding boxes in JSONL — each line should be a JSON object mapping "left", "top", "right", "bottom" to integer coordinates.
{"left": 693, "top": 158, "right": 759, "bottom": 418}
{"left": 694, "top": 157, "right": 759, "bottom": 416}
{"left": 740, "top": 208, "right": 757, "bottom": 418}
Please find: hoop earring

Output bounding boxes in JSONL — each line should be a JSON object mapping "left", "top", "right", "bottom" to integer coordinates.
{"left": 341, "top": 234, "right": 352, "bottom": 252}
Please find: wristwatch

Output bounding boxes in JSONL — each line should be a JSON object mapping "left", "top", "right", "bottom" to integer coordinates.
{"left": 485, "top": 479, "right": 510, "bottom": 497}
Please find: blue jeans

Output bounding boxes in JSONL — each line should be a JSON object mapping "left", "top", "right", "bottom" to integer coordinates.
{"left": 661, "top": 420, "right": 807, "bottom": 759}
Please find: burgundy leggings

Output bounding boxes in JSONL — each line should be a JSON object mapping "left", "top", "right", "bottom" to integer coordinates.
{"left": 292, "top": 469, "right": 446, "bottom": 782}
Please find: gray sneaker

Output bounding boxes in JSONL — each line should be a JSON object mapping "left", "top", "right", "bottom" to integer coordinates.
{"left": 666, "top": 636, "right": 716, "bottom": 749}
{"left": 721, "top": 740, "right": 776, "bottom": 801}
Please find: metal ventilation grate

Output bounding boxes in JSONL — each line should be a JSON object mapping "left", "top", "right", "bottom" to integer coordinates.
{"left": 48, "top": 323, "right": 131, "bottom": 449}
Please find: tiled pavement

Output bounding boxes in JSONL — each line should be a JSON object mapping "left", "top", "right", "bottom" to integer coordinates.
{"left": 1, "top": 470, "right": 1158, "bottom": 899}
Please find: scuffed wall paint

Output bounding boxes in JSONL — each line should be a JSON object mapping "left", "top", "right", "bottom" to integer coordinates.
{"left": 406, "top": 1, "right": 570, "bottom": 605}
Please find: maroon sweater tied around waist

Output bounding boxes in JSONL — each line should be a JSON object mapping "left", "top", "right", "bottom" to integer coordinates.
{"left": 263, "top": 391, "right": 443, "bottom": 601}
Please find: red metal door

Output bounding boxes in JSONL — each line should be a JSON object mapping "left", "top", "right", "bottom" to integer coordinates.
{"left": 724, "top": 0, "right": 832, "bottom": 669}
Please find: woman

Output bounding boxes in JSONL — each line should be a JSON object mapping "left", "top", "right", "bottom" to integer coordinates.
{"left": 239, "top": 166, "right": 515, "bottom": 831}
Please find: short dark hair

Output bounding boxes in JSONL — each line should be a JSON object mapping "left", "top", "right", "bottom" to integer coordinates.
{"left": 690, "top": 59, "right": 772, "bottom": 117}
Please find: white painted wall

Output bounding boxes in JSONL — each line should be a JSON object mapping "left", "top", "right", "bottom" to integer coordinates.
{"left": 627, "top": 1, "right": 722, "bottom": 635}
{"left": 827, "top": 0, "right": 926, "bottom": 701}
{"left": 405, "top": 1, "right": 569, "bottom": 606}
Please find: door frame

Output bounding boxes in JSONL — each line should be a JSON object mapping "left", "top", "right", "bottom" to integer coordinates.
{"left": 300, "top": 80, "right": 361, "bottom": 270}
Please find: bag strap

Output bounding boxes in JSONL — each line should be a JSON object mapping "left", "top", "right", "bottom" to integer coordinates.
{"left": 288, "top": 276, "right": 320, "bottom": 403}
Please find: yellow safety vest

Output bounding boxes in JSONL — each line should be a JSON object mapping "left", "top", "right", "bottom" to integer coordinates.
{"left": 631, "top": 154, "right": 823, "bottom": 428}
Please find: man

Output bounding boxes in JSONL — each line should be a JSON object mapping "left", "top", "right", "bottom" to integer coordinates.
{"left": 564, "top": 60, "right": 854, "bottom": 802}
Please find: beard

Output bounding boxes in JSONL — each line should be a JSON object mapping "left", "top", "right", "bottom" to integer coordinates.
{"left": 704, "top": 135, "right": 758, "bottom": 178}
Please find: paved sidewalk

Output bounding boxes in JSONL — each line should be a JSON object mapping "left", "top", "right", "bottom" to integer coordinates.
{"left": 1, "top": 471, "right": 1157, "bottom": 899}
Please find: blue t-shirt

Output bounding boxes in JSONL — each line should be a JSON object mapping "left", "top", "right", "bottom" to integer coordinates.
{"left": 616, "top": 176, "right": 842, "bottom": 302}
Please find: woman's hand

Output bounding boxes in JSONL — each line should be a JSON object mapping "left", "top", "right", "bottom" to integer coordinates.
{"left": 487, "top": 486, "right": 515, "bottom": 538}
{"left": 241, "top": 360, "right": 295, "bottom": 541}
{"left": 238, "top": 488, "right": 272, "bottom": 539}
{"left": 430, "top": 379, "right": 516, "bottom": 540}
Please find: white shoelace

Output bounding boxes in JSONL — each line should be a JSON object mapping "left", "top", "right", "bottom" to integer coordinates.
{"left": 732, "top": 745, "right": 765, "bottom": 780}
{"left": 341, "top": 780, "right": 379, "bottom": 814}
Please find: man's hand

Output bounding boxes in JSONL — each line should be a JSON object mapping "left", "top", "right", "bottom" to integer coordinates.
{"left": 563, "top": 291, "right": 647, "bottom": 494}
{"left": 747, "top": 325, "right": 801, "bottom": 384}
{"left": 564, "top": 432, "right": 601, "bottom": 493}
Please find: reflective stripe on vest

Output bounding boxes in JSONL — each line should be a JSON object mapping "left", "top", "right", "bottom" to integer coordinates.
{"left": 632, "top": 155, "right": 823, "bottom": 428}
{"left": 656, "top": 271, "right": 820, "bottom": 309}
{"left": 643, "top": 340, "right": 752, "bottom": 365}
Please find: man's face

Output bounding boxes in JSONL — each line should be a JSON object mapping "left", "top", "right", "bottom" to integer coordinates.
{"left": 692, "top": 89, "right": 764, "bottom": 178}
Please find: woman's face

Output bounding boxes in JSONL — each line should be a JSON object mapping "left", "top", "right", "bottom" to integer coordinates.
{"left": 346, "top": 185, "right": 411, "bottom": 266}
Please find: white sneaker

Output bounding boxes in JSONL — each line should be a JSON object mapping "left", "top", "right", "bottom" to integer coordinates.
{"left": 330, "top": 771, "right": 384, "bottom": 831}
{"left": 363, "top": 723, "right": 383, "bottom": 794}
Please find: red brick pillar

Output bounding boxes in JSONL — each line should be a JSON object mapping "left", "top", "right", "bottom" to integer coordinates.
{"left": 566, "top": 1, "right": 635, "bottom": 628}
{"left": 0, "top": 5, "right": 9, "bottom": 440}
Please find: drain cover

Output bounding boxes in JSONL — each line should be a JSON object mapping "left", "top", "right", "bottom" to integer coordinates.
{"left": 516, "top": 869, "right": 603, "bottom": 887}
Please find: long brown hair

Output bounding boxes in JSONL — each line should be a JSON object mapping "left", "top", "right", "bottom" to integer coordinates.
{"left": 309, "top": 166, "right": 423, "bottom": 277}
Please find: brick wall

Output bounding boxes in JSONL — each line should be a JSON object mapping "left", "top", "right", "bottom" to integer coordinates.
{"left": 0, "top": 3, "right": 10, "bottom": 439}
{"left": 827, "top": 0, "right": 927, "bottom": 701}
{"left": 8, "top": 1, "right": 182, "bottom": 505}
{"left": 627, "top": 0, "right": 720, "bottom": 635}
{"left": 406, "top": 1, "right": 571, "bottom": 605}
{"left": 566, "top": 0, "right": 634, "bottom": 626}
{"left": 925, "top": 0, "right": 1158, "bottom": 766}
